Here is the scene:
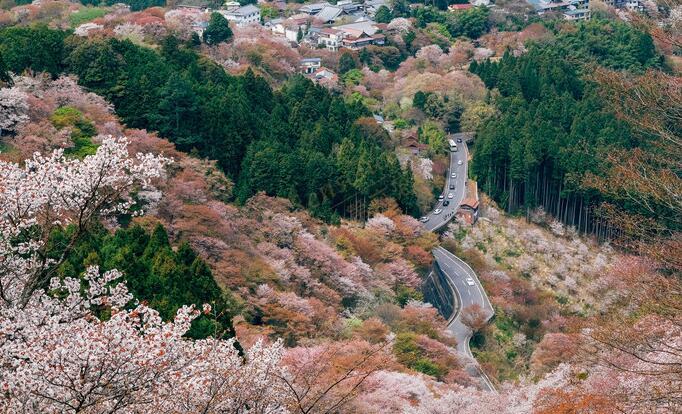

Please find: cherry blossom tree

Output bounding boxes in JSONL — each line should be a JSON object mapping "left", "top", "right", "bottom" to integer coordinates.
{"left": 387, "top": 17, "right": 412, "bottom": 33}
{"left": 280, "top": 340, "right": 391, "bottom": 414}
{"left": 0, "top": 137, "right": 292, "bottom": 413}
{"left": 460, "top": 304, "right": 489, "bottom": 332}
{"left": 0, "top": 87, "right": 29, "bottom": 136}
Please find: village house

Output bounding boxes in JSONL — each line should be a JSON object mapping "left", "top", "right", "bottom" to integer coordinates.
{"left": 300, "top": 57, "right": 322, "bottom": 74}
{"left": 335, "top": 19, "right": 385, "bottom": 49}
{"left": 448, "top": 3, "right": 473, "bottom": 11}
{"left": 311, "top": 67, "right": 339, "bottom": 89}
{"left": 299, "top": 2, "right": 331, "bottom": 15}
{"left": 363, "top": 0, "right": 386, "bottom": 17}
{"left": 317, "top": 27, "right": 345, "bottom": 51}
{"left": 223, "top": 0, "right": 240, "bottom": 11}
{"left": 220, "top": 4, "right": 260, "bottom": 26}
{"left": 300, "top": 1, "right": 365, "bottom": 22}
{"left": 403, "top": 131, "right": 428, "bottom": 156}
{"left": 192, "top": 21, "right": 209, "bottom": 36}
{"left": 270, "top": 14, "right": 311, "bottom": 42}
{"left": 526, "top": 0, "right": 590, "bottom": 20}
{"left": 315, "top": 19, "right": 384, "bottom": 51}
{"left": 456, "top": 180, "right": 480, "bottom": 225}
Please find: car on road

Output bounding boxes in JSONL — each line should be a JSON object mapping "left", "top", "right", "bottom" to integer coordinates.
{"left": 438, "top": 194, "right": 444, "bottom": 201}
{"left": 457, "top": 160, "right": 463, "bottom": 165}
{"left": 465, "top": 277, "right": 475, "bottom": 286}
{"left": 434, "top": 209, "right": 442, "bottom": 215}
{"left": 457, "top": 138, "right": 462, "bottom": 143}
{"left": 447, "top": 193, "right": 454, "bottom": 199}
{"left": 449, "top": 184, "right": 455, "bottom": 190}
{"left": 443, "top": 200, "right": 450, "bottom": 206}
{"left": 451, "top": 172, "right": 456, "bottom": 178}
{"left": 419, "top": 216, "right": 429, "bottom": 223}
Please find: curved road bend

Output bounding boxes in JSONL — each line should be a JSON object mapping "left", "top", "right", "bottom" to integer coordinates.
{"left": 423, "top": 142, "right": 497, "bottom": 392}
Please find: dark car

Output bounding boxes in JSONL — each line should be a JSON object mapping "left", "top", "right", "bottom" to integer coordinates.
{"left": 456, "top": 138, "right": 462, "bottom": 143}
{"left": 449, "top": 184, "right": 455, "bottom": 190}
{"left": 443, "top": 200, "right": 450, "bottom": 207}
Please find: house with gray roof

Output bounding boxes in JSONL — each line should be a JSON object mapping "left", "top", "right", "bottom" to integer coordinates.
{"left": 220, "top": 4, "right": 260, "bottom": 26}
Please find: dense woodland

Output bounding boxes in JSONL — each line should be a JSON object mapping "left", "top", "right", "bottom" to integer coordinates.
{"left": 0, "top": 26, "right": 419, "bottom": 220}
{"left": 50, "top": 223, "right": 237, "bottom": 338}
{"left": 469, "top": 19, "right": 664, "bottom": 238}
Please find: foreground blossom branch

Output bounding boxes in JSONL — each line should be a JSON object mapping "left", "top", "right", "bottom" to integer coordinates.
{"left": 0, "top": 137, "right": 291, "bottom": 413}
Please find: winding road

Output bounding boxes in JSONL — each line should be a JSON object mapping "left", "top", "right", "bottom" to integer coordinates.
{"left": 423, "top": 142, "right": 496, "bottom": 392}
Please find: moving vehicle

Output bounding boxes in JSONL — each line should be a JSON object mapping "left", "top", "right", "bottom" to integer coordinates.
{"left": 457, "top": 138, "right": 463, "bottom": 143}
{"left": 438, "top": 194, "right": 444, "bottom": 201}
{"left": 448, "top": 139, "right": 458, "bottom": 152}
{"left": 449, "top": 184, "right": 455, "bottom": 190}
{"left": 443, "top": 200, "right": 450, "bottom": 207}
{"left": 419, "top": 216, "right": 430, "bottom": 223}
{"left": 434, "top": 209, "right": 442, "bottom": 215}
{"left": 447, "top": 193, "right": 454, "bottom": 199}
{"left": 451, "top": 172, "right": 456, "bottom": 178}
{"left": 457, "top": 160, "right": 463, "bottom": 165}
{"left": 466, "top": 277, "right": 475, "bottom": 286}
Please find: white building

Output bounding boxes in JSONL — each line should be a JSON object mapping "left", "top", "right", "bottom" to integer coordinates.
{"left": 300, "top": 57, "right": 322, "bottom": 74}
{"left": 220, "top": 4, "right": 260, "bottom": 26}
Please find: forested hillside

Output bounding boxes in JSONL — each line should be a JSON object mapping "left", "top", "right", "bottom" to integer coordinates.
{"left": 0, "top": 26, "right": 419, "bottom": 220}
{"left": 51, "top": 223, "right": 237, "bottom": 338}
{"left": 469, "top": 19, "right": 662, "bottom": 238}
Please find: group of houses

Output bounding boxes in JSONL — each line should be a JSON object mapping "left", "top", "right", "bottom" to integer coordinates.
{"left": 177, "top": 0, "right": 388, "bottom": 52}
{"left": 265, "top": 0, "right": 388, "bottom": 52}
{"left": 526, "top": 0, "right": 643, "bottom": 21}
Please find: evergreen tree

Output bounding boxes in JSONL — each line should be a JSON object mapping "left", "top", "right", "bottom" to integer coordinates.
{"left": 413, "top": 91, "right": 428, "bottom": 110}
{"left": 338, "top": 52, "right": 356, "bottom": 74}
{"left": 189, "top": 32, "right": 201, "bottom": 47}
{"left": 374, "top": 5, "right": 392, "bottom": 23}
{"left": 0, "top": 52, "right": 11, "bottom": 85}
{"left": 203, "top": 12, "right": 233, "bottom": 45}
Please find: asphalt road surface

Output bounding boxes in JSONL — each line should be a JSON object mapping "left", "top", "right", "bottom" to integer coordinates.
{"left": 433, "top": 247, "right": 495, "bottom": 392}
{"left": 422, "top": 142, "right": 497, "bottom": 392}
{"left": 422, "top": 146, "right": 468, "bottom": 232}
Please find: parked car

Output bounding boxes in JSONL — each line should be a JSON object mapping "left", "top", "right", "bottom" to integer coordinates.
{"left": 465, "top": 277, "right": 475, "bottom": 286}
{"left": 419, "top": 216, "right": 429, "bottom": 223}
{"left": 457, "top": 138, "right": 462, "bottom": 143}
{"left": 438, "top": 194, "right": 444, "bottom": 201}
{"left": 434, "top": 209, "right": 442, "bottom": 215}
{"left": 447, "top": 193, "right": 454, "bottom": 199}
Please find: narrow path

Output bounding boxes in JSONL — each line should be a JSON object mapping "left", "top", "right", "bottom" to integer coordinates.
{"left": 422, "top": 142, "right": 497, "bottom": 392}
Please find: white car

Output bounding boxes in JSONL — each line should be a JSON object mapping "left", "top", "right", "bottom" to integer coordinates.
{"left": 419, "top": 216, "right": 430, "bottom": 223}
{"left": 450, "top": 172, "right": 456, "bottom": 178}
{"left": 438, "top": 194, "right": 444, "bottom": 201}
{"left": 434, "top": 209, "right": 442, "bottom": 215}
{"left": 447, "top": 193, "right": 454, "bottom": 199}
{"left": 465, "top": 277, "right": 475, "bottom": 286}
{"left": 457, "top": 160, "right": 463, "bottom": 165}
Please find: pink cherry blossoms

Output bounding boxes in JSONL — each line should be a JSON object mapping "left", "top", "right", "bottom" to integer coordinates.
{"left": 0, "top": 137, "right": 290, "bottom": 413}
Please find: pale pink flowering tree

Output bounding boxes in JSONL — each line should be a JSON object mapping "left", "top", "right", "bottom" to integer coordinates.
{"left": 387, "top": 17, "right": 412, "bottom": 33}
{"left": 415, "top": 45, "right": 444, "bottom": 66}
{"left": 0, "top": 87, "right": 29, "bottom": 136}
{"left": 0, "top": 137, "right": 291, "bottom": 413}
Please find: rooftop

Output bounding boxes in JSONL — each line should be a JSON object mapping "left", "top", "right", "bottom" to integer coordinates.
{"left": 231, "top": 4, "right": 259, "bottom": 15}
{"left": 315, "top": 6, "right": 343, "bottom": 22}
